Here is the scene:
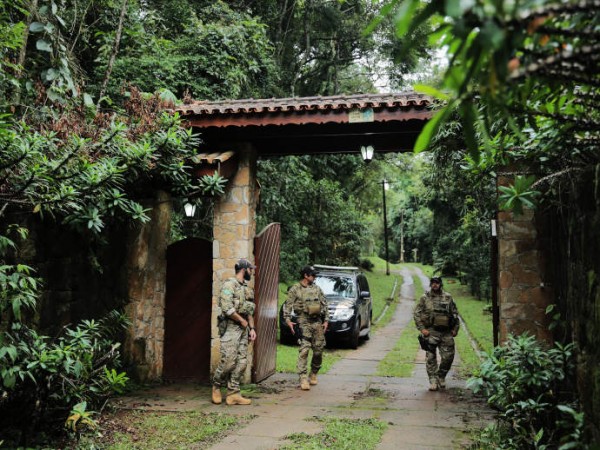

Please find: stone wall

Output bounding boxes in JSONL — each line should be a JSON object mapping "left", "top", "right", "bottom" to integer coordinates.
{"left": 211, "top": 146, "right": 259, "bottom": 378}
{"left": 7, "top": 214, "right": 128, "bottom": 337}
{"left": 497, "top": 169, "right": 600, "bottom": 441}
{"left": 122, "top": 190, "right": 172, "bottom": 381}
{"left": 540, "top": 176, "right": 600, "bottom": 442}
{"left": 497, "top": 204, "right": 553, "bottom": 343}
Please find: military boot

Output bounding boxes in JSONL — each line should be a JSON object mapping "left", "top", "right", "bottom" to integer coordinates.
{"left": 309, "top": 373, "right": 318, "bottom": 385}
{"left": 437, "top": 377, "right": 446, "bottom": 389}
{"left": 225, "top": 392, "right": 252, "bottom": 405}
{"left": 211, "top": 386, "right": 222, "bottom": 404}
{"left": 428, "top": 379, "right": 439, "bottom": 391}
{"left": 300, "top": 377, "right": 311, "bottom": 390}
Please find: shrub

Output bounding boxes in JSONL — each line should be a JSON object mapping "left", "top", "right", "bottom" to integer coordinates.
{"left": 467, "top": 334, "right": 585, "bottom": 449}
{"left": 0, "top": 225, "right": 132, "bottom": 446}
{"left": 359, "top": 258, "right": 374, "bottom": 272}
{"left": 0, "top": 310, "right": 130, "bottom": 446}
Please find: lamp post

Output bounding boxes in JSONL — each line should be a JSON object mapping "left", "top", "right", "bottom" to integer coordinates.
{"left": 382, "top": 180, "right": 390, "bottom": 276}
{"left": 490, "top": 218, "right": 499, "bottom": 347}
{"left": 359, "top": 146, "right": 389, "bottom": 274}
{"left": 399, "top": 209, "right": 404, "bottom": 263}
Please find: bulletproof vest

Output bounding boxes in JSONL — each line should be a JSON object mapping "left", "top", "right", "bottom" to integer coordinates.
{"left": 428, "top": 292, "right": 452, "bottom": 329}
{"left": 217, "top": 278, "right": 246, "bottom": 318}
{"left": 294, "top": 284, "right": 322, "bottom": 319}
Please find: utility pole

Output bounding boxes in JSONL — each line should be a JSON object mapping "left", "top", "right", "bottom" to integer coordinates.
{"left": 400, "top": 209, "right": 405, "bottom": 263}
{"left": 382, "top": 180, "right": 390, "bottom": 275}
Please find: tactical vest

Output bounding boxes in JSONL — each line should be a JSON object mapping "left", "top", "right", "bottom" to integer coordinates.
{"left": 426, "top": 292, "right": 454, "bottom": 330}
{"left": 292, "top": 284, "right": 323, "bottom": 321}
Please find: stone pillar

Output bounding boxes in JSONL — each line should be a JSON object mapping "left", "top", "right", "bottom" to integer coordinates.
{"left": 123, "top": 190, "right": 171, "bottom": 381}
{"left": 497, "top": 175, "right": 553, "bottom": 344}
{"left": 211, "top": 146, "right": 259, "bottom": 377}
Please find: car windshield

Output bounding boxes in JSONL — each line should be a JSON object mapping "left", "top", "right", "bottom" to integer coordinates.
{"left": 315, "top": 275, "right": 355, "bottom": 298}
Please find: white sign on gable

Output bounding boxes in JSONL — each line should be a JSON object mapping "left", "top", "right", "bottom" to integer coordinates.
{"left": 348, "top": 108, "right": 374, "bottom": 123}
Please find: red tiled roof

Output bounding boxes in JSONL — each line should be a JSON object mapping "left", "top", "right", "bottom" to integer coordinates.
{"left": 176, "top": 92, "right": 431, "bottom": 116}
{"left": 177, "top": 92, "right": 434, "bottom": 155}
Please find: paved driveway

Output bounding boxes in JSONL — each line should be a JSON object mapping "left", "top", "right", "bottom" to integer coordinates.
{"left": 117, "top": 266, "right": 495, "bottom": 449}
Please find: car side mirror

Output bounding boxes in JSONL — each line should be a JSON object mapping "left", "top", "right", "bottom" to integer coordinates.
{"left": 360, "top": 291, "right": 370, "bottom": 298}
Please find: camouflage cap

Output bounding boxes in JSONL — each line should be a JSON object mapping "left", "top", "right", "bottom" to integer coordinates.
{"left": 430, "top": 276, "right": 443, "bottom": 285}
{"left": 300, "top": 265, "right": 318, "bottom": 277}
{"left": 235, "top": 258, "right": 256, "bottom": 271}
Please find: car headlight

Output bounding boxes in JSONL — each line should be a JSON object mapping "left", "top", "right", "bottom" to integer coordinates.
{"left": 331, "top": 305, "right": 354, "bottom": 321}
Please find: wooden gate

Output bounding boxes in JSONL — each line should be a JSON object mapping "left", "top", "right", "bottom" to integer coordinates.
{"left": 252, "top": 223, "right": 280, "bottom": 382}
{"left": 164, "top": 238, "right": 212, "bottom": 381}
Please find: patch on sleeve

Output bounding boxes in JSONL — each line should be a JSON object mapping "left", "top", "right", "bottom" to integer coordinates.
{"left": 222, "top": 289, "right": 233, "bottom": 295}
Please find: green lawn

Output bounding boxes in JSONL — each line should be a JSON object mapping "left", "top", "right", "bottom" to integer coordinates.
{"left": 436, "top": 277, "right": 493, "bottom": 377}
{"left": 442, "top": 278, "right": 494, "bottom": 355}
{"left": 362, "top": 256, "right": 400, "bottom": 326}
{"left": 279, "top": 417, "right": 387, "bottom": 450}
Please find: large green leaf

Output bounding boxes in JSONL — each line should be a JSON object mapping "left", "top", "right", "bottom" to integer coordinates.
{"left": 36, "top": 39, "right": 52, "bottom": 52}
{"left": 414, "top": 103, "right": 454, "bottom": 153}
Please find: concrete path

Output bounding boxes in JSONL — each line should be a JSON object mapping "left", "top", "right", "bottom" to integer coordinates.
{"left": 116, "top": 266, "right": 495, "bottom": 449}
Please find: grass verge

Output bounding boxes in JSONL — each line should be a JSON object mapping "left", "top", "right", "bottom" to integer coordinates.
{"left": 376, "top": 327, "right": 420, "bottom": 377}
{"left": 439, "top": 277, "right": 493, "bottom": 378}
{"left": 442, "top": 279, "right": 494, "bottom": 355}
{"left": 375, "top": 266, "right": 493, "bottom": 379}
{"left": 280, "top": 417, "right": 387, "bottom": 450}
{"left": 87, "top": 410, "right": 254, "bottom": 449}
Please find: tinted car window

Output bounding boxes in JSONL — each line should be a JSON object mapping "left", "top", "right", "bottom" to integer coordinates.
{"left": 316, "top": 275, "right": 355, "bottom": 298}
{"left": 358, "top": 275, "right": 369, "bottom": 293}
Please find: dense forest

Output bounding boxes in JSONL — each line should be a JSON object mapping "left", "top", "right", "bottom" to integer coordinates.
{"left": 1, "top": 0, "right": 598, "bottom": 447}
{"left": 0, "top": 0, "right": 494, "bottom": 291}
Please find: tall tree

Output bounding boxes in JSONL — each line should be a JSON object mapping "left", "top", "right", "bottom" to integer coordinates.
{"left": 250, "top": 0, "right": 434, "bottom": 95}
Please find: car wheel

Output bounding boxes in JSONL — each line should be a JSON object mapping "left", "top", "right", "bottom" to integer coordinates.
{"left": 348, "top": 318, "right": 360, "bottom": 349}
{"left": 363, "top": 327, "right": 370, "bottom": 341}
{"left": 363, "top": 313, "right": 371, "bottom": 340}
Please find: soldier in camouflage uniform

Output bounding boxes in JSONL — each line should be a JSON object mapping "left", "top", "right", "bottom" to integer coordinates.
{"left": 212, "top": 258, "right": 257, "bottom": 405}
{"left": 413, "top": 276, "right": 460, "bottom": 391}
{"left": 283, "top": 265, "right": 329, "bottom": 391}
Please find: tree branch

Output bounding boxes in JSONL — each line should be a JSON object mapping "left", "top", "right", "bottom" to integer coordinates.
{"left": 97, "top": 0, "right": 129, "bottom": 103}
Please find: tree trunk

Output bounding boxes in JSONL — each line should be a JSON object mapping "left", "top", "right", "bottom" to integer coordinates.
{"left": 12, "top": 0, "right": 38, "bottom": 106}
{"left": 97, "top": 0, "right": 128, "bottom": 104}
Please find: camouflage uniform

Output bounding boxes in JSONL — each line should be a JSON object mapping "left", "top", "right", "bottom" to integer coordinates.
{"left": 283, "top": 282, "right": 329, "bottom": 380}
{"left": 213, "top": 277, "right": 256, "bottom": 395}
{"left": 413, "top": 288, "right": 459, "bottom": 385}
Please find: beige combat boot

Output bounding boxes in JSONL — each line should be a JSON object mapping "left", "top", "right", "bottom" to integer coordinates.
{"left": 300, "top": 377, "right": 311, "bottom": 390}
{"left": 309, "top": 372, "right": 318, "bottom": 385}
{"left": 211, "top": 386, "right": 222, "bottom": 404}
{"left": 437, "top": 377, "right": 446, "bottom": 389}
{"left": 225, "top": 392, "right": 252, "bottom": 405}
{"left": 428, "top": 379, "right": 439, "bottom": 391}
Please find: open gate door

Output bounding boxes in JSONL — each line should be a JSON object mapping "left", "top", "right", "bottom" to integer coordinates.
{"left": 164, "top": 238, "right": 212, "bottom": 382}
{"left": 252, "top": 223, "right": 280, "bottom": 383}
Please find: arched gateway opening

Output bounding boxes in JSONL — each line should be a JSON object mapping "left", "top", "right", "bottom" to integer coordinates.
{"left": 128, "top": 92, "right": 551, "bottom": 383}
{"left": 167, "top": 93, "right": 434, "bottom": 382}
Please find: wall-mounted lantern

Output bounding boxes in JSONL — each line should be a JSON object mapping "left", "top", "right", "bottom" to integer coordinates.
{"left": 184, "top": 202, "right": 197, "bottom": 218}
